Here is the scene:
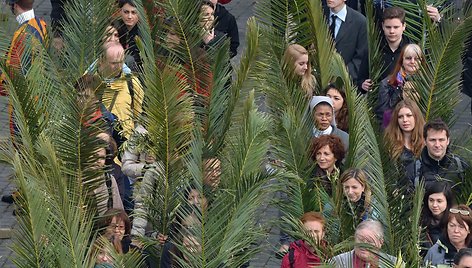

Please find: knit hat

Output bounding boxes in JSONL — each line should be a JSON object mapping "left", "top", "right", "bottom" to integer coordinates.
{"left": 309, "top": 96, "right": 336, "bottom": 127}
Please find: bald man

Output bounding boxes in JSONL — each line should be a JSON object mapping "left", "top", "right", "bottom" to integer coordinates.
{"left": 94, "top": 43, "right": 144, "bottom": 139}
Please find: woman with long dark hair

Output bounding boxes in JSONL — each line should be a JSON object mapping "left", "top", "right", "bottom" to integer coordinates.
{"left": 420, "top": 183, "right": 455, "bottom": 253}
{"left": 325, "top": 84, "right": 348, "bottom": 132}
{"left": 384, "top": 99, "right": 425, "bottom": 168}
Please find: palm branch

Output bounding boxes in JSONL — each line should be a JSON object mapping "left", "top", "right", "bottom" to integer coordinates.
{"left": 0, "top": 0, "right": 146, "bottom": 267}
{"left": 0, "top": 62, "right": 107, "bottom": 267}
{"left": 58, "top": 0, "right": 117, "bottom": 79}
{"left": 392, "top": 0, "right": 472, "bottom": 124}
{"left": 365, "top": 0, "right": 386, "bottom": 107}
{"left": 164, "top": 91, "right": 276, "bottom": 267}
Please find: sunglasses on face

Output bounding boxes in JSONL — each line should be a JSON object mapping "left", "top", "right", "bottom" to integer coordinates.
{"left": 450, "top": 208, "right": 471, "bottom": 216}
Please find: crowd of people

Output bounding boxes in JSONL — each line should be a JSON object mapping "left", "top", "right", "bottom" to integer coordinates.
{"left": 1, "top": 0, "right": 472, "bottom": 267}
{"left": 277, "top": 0, "right": 472, "bottom": 267}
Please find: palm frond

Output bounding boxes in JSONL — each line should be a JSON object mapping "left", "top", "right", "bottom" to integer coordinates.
{"left": 163, "top": 91, "right": 275, "bottom": 267}
{"left": 365, "top": 0, "right": 385, "bottom": 107}
{"left": 59, "top": 0, "right": 117, "bottom": 78}
{"left": 204, "top": 17, "right": 262, "bottom": 155}
{"left": 3, "top": 136, "right": 100, "bottom": 268}
{"left": 330, "top": 53, "right": 397, "bottom": 250}
{"left": 416, "top": 13, "right": 472, "bottom": 123}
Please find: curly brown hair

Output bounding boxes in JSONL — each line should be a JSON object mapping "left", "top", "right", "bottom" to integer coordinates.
{"left": 310, "top": 134, "right": 345, "bottom": 167}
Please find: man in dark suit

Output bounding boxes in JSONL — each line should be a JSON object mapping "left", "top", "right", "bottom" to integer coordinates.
{"left": 326, "top": 0, "right": 368, "bottom": 88}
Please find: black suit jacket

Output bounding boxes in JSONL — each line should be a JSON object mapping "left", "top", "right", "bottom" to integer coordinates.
{"left": 326, "top": 6, "right": 368, "bottom": 83}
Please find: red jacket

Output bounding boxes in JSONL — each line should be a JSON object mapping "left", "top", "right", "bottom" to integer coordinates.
{"left": 281, "top": 240, "right": 321, "bottom": 268}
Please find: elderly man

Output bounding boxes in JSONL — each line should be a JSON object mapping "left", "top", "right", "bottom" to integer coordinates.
{"left": 331, "top": 220, "right": 399, "bottom": 267}
{"left": 91, "top": 43, "right": 144, "bottom": 140}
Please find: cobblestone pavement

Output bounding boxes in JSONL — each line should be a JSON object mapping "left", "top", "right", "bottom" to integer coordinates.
{"left": 0, "top": 1, "right": 471, "bottom": 267}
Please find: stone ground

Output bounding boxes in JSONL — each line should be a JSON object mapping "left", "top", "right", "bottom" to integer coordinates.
{"left": 0, "top": 1, "right": 471, "bottom": 267}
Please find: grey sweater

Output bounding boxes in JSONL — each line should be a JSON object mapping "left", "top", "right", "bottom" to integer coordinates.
{"left": 330, "top": 250, "right": 400, "bottom": 268}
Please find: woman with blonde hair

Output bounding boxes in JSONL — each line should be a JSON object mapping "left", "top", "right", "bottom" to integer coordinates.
{"left": 337, "top": 168, "right": 372, "bottom": 224}
{"left": 282, "top": 44, "right": 316, "bottom": 98}
{"left": 384, "top": 99, "right": 425, "bottom": 168}
{"left": 376, "top": 43, "right": 424, "bottom": 127}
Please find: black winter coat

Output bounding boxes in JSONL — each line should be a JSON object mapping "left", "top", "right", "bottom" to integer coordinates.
{"left": 375, "top": 76, "right": 403, "bottom": 125}
{"left": 118, "top": 21, "right": 142, "bottom": 72}
{"left": 405, "top": 147, "right": 468, "bottom": 193}
{"left": 214, "top": 4, "right": 240, "bottom": 58}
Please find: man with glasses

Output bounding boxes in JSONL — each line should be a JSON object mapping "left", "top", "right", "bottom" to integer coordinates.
{"left": 331, "top": 220, "right": 400, "bottom": 267}
{"left": 406, "top": 118, "right": 469, "bottom": 196}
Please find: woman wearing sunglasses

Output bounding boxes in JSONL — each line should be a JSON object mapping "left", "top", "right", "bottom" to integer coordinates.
{"left": 424, "top": 205, "right": 472, "bottom": 266}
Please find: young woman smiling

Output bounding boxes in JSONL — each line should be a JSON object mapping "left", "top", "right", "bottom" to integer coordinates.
{"left": 338, "top": 168, "right": 372, "bottom": 224}
{"left": 282, "top": 44, "right": 317, "bottom": 98}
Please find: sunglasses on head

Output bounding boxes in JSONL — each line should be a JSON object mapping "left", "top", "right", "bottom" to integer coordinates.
{"left": 450, "top": 208, "right": 471, "bottom": 216}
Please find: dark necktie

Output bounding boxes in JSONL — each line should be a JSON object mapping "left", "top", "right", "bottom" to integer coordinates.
{"left": 330, "top": 14, "right": 337, "bottom": 39}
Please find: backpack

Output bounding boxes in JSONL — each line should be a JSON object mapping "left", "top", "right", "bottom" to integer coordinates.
{"left": 414, "top": 154, "right": 464, "bottom": 188}
{"left": 101, "top": 74, "right": 136, "bottom": 148}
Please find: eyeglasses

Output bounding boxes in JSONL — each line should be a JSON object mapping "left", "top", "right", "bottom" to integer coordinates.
{"left": 450, "top": 208, "right": 471, "bottom": 216}
{"left": 110, "top": 224, "right": 126, "bottom": 230}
